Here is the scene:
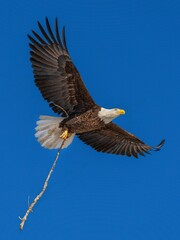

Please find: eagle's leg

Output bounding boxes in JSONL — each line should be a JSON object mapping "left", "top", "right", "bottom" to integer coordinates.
{"left": 60, "top": 129, "right": 72, "bottom": 140}
{"left": 60, "top": 129, "right": 68, "bottom": 140}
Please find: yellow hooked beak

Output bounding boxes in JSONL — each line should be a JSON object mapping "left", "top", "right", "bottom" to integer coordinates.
{"left": 117, "top": 109, "right": 125, "bottom": 115}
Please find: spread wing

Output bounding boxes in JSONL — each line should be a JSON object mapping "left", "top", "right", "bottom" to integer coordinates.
{"left": 28, "top": 17, "right": 95, "bottom": 116}
{"left": 78, "top": 122, "right": 165, "bottom": 158}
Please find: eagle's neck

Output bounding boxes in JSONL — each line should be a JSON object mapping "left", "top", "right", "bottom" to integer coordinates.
{"left": 98, "top": 107, "right": 118, "bottom": 124}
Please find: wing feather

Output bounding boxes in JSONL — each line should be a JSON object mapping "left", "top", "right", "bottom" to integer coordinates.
{"left": 32, "top": 30, "right": 47, "bottom": 45}
{"left": 78, "top": 122, "right": 165, "bottom": 158}
{"left": 55, "top": 18, "right": 63, "bottom": 47}
{"left": 29, "top": 18, "right": 95, "bottom": 116}
{"left": 62, "top": 26, "right": 69, "bottom": 54}
{"left": 45, "top": 17, "right": 58, "bottom": 44}
{"left": 38, "top": 21, "right": 53, "bottom": 44}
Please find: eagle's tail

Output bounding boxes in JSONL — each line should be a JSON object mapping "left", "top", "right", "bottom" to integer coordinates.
{"left": 35, "top": 115, "right": 75, "bottom": 149}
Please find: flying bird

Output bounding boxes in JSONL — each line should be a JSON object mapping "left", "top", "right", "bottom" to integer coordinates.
{"left": 28, "top": 18, "right": 165, "bottom": 158}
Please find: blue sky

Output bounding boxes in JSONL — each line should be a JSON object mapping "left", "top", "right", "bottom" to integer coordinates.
{"left": 1, "top": 0, "right": 180, "bottom": 239}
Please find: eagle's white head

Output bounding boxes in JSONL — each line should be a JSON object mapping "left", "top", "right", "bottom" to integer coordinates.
{"left": 98, "top": 107, "right": 125, "bottom": 124}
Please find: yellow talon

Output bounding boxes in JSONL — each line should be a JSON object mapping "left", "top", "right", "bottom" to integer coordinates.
{"left": 60, "top": 129, "right": 69, "bottom": 140}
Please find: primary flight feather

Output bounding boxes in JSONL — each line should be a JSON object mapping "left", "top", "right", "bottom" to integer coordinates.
{"left": 29, "top": 18, "right": 165, "bottom": 158}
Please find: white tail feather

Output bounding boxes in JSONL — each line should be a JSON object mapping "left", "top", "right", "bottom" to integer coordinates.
{"left": 35, "top": 115, "right": 75, "bottom": 149}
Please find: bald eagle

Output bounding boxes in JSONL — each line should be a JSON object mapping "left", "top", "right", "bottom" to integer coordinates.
{"left": 28, "top": 18, "right": 165, "bottom": 158}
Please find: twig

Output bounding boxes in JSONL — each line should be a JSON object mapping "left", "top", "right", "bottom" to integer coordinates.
{"left": 19, "top": 139, "right": 65, "bottom": 230}
{"left": 49, "top": 101, "right": 69, "bottom": 118}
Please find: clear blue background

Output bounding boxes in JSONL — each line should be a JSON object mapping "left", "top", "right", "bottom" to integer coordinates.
{"left": 1, "top": 0, "right": 180, "bottom": 239}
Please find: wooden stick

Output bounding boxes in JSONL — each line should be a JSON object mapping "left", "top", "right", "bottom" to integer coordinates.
{"left": 19, "top": 139, "right": 65, "bottom": 230}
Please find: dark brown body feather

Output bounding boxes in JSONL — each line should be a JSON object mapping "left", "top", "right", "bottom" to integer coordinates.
{"left": 29, "top": 18, "right": 165, "bottom": 157}
{"left": 60, "top": 106, "right": 104, "bottom": 134}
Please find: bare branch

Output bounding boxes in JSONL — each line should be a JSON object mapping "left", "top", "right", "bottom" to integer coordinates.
{"left": 19, "top": 139, "right": 65, "bottom": 230}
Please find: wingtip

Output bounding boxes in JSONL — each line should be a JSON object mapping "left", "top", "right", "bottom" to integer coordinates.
{"left": 154, "top": 139, "right": 165, "bottom": 151}
{"left": 62, "top": 26, "right": 66, "bottom": 37}
{"left": 55, "top": 17, "right": 59, "bottom": 29}
{"left": 45, "top": 17, "right": 50, "bottom": 26}
{"left": 62, "top": 25, "right": 69, "bottom": 53}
